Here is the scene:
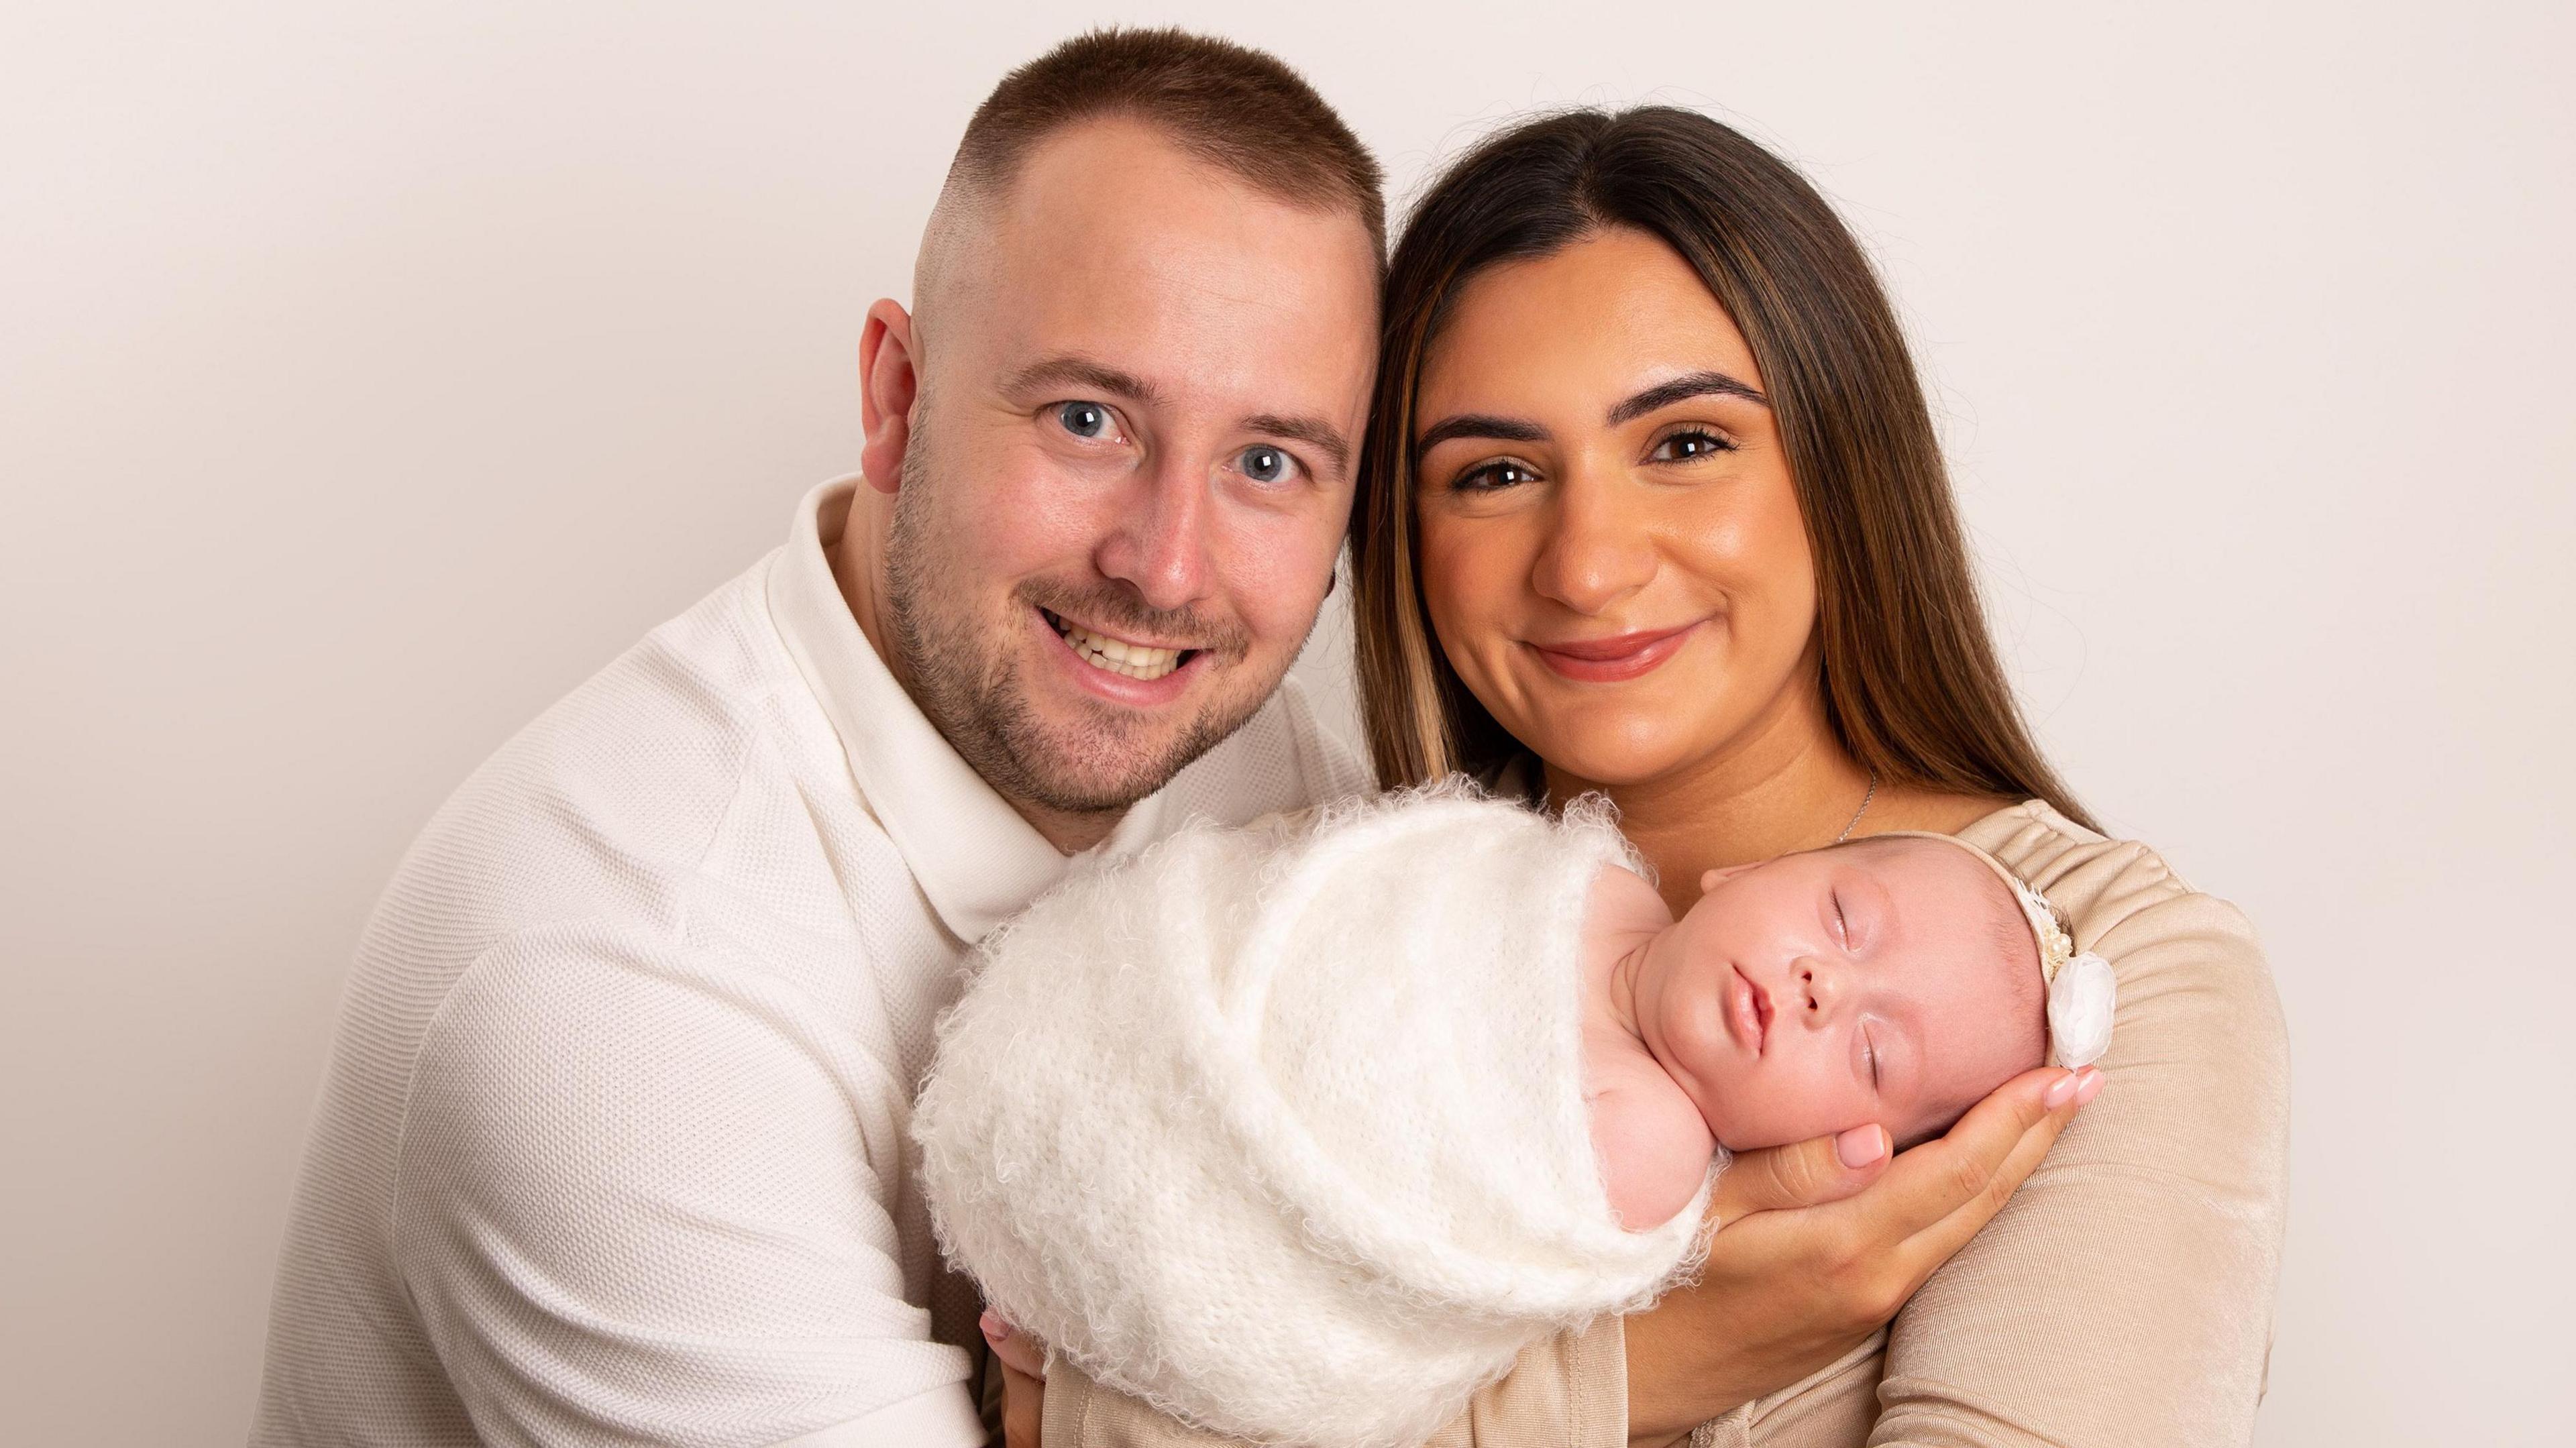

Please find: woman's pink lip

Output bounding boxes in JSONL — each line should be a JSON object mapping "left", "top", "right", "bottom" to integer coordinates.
{"left": 1727, "top": 966, "right": 1771, "bottom": 1056}
{"left": 1527, "top": 620, "right": 1703, "bottom": 683}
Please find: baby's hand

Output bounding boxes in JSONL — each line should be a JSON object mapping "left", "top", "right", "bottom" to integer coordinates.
{"left": 981, "top": 1312, "right": 1046, "bottom": 1447}
{"left": 980, "top": 1310, "right": 1046, "bottom": 1381}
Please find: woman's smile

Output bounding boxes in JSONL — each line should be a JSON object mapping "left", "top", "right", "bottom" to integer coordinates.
{"left": 1525, "top": 618, "right": 1709, "bottom": 683}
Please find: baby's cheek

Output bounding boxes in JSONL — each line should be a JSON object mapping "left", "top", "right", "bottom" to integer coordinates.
{"left": 1736, "top": 1057, "right": 1875, "bottom": 1149}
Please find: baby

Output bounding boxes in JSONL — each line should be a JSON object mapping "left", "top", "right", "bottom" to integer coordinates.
{"left": 1577, "top": 831, "right": 2088, "bottom": 1230}
{"left": 914, "top": 787, "right": 2112, "bottom": 1448}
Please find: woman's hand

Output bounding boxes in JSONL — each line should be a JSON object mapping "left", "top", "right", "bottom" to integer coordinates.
{"left": 1623, "top": 1066, "right": 2102, "bottom": 1447}
{"left": 983, "top": 1311, "right": 1048, "bottom": 1448}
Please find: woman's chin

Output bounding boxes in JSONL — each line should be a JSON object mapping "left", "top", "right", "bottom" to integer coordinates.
{"left": 1499, "top": 704, "right": 1707, "bottom": 783}
{"left": 1499, "top": 672, "right": 1762, "bottom": 791}
{"left": 1528, "top": 737, "right": 1707, "bottom": 791}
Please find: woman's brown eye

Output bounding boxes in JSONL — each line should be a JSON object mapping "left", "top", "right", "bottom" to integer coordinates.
{"left": 1457, "top": 461, "right": 1534, "bottom": 492}
{"left": 1653, "top": 429, "right": 1731, "bottom": 461}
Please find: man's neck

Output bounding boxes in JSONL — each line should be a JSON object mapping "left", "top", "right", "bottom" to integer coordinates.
{"left": 1016, "top": 799, "right": 1124, "bottom": 856}
{"left": 828, "top": 491, "right": 1128, "bottom": 857}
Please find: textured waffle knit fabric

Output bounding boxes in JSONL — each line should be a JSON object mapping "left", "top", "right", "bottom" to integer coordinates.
{"left": 915, "top": 791, "right": 1711, "bottom": 1448}
{"left": 1037, "top": 797, "right": 2291, "bottom": 1448}
{"left": 250, "top": 478, "right": 1367, "bottom": 1448}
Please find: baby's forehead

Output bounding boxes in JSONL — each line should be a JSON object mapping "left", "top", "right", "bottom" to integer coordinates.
{"left": 1845, "top": 832, "right": 2006, "bottom": 887}
{"left": 1829, "top": 836, "right": 2034, "bottom": 962}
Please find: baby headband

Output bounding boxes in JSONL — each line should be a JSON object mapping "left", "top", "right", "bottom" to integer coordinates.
{"left": 1868, "top": 832, "right": 2117, "bottom": 1070}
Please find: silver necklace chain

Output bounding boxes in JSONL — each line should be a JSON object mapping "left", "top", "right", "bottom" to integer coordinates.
{"left": 1833, "top": 770, "right": 1880, "bottom": 844}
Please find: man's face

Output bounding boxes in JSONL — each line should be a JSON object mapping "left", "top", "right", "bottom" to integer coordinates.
{"left": 884, "top": 120, "right": 1379, "bottom": 820}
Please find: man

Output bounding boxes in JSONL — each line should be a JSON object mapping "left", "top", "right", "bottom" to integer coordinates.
{"left": 252, "top": 30, "right": 1382, "bottom": 1447}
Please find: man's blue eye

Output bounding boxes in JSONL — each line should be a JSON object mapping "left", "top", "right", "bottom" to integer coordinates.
{"left": 1240, "top": 445, "right": 1289, "bottom": 484}
{"left": 1057, "top": 401, "right": 1108, "bottom": 439}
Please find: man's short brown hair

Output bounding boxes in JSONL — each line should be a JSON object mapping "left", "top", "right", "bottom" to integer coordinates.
{"left": 949, "top": 27, "right": 1385, "bottom": 256}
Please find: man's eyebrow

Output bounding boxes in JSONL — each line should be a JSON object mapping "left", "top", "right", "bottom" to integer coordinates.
{"left": 1243, "top": 413, "right": 1353, "bottom": 476}
{"left": 1002, "top": 355, "right": 1161, "bottom": 404}
{"left": 1606, "top": 370, "right": 1770, "bottom": 425}
{"left": 1413, "top": 412, "right": 1552, "bottom": 459}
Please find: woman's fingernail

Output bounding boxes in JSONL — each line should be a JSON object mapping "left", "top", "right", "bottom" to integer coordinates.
{"left": 979, "top": 1311, "right": 1008, "bottom": 1341}
{"left": 1837, "top": 1124, "right": 1887, "bottom": 1167}
{"left": 2074, "top": 1068, "right": 2106, "bottom": 1105}
{"left": 2044, "top": 1072, "right": 2080, "bottom": 1109}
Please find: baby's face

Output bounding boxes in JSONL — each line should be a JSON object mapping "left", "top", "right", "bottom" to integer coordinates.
{"left": 1632, "top": 837, "right": 2043, "bottom": 1151}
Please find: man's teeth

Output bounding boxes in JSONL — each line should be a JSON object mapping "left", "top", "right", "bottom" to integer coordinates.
{"left": 1051, "top": 616, "right": 1185, "bottom": 681}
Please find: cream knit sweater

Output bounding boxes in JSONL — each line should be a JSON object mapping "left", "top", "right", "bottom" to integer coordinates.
{"left": 912, "top": 790, "right": 1712, "bottom": 1448}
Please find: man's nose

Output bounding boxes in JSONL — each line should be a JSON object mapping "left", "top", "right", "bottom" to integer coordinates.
{"left": 1094, "top": 452, "right": 1214, "bottom": 612}
{"left": 1529, "top": 465, "right": 1656, "bottom": 616}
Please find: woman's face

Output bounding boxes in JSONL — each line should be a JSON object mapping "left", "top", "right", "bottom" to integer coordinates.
{"left": 1413, "top": 227, "right": 1816, "bottom": 788}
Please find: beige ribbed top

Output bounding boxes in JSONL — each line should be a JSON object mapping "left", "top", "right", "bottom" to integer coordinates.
{"left": 1043, "top": 799, "right": 2292, "bottom": 1447}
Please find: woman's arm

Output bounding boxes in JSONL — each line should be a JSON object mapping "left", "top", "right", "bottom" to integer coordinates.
{"left": 1858, "top": 831, "right": 2291, "bottom": 1445}
{"left": 1625, "top": 1072, "right": 2093, "bottom": 1446}
{"left": 1035, "top": 1324, "right": 1629, "bottom": 1447}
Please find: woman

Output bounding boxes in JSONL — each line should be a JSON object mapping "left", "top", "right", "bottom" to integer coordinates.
{"left": 1030, "top": 107, "right": 2287, "bottom": 1447}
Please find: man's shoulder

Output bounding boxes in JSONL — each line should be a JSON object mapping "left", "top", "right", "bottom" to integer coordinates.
{"left": 1155, "top": 673, "right": 1372, "bottom": 830}
{"left": 356, "top": 554, "right": 860, "bottom": 983}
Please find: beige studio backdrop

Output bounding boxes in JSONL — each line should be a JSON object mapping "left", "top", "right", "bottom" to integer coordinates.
{"left": 4, "top": 1, "right": 2571, "bottom": 1443}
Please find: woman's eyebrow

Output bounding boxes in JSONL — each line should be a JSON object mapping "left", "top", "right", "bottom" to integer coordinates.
{"left": 1606, "top": 370, "right": 1770, "bottom": 425}
{"left": 1413, "top": 412, "right": 1550, "bottom": 459}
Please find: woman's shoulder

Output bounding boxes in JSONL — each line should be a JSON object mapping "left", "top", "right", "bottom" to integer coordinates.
{"left": 1878, "top": 807, "right": 2288, "bottom": 1445}
{"left": 1958, "top": 800, "right": 2243, "bottom": 950}
{"left": 1960, "top": 799, "right": 2287, "bottom": 1098}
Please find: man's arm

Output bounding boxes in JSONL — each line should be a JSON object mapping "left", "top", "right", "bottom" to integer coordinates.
{"left": 392, "top": 925, "right": 983, "bottom": 1448}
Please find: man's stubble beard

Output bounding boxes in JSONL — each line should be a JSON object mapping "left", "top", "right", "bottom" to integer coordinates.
{"left": 881, "top": 421, "right": 1288, "bottom": 818}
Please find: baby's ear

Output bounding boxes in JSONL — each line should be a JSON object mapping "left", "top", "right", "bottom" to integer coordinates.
{"left": 1699, "top": 863, "right": 1757, "bottom": 895}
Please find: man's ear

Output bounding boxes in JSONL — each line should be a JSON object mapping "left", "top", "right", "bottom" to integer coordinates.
{"left": 1699, "top": 862, "right": 1758, "bottom": 895}
{"left": 858, "top": 298, "right": 919, "bottom": 496}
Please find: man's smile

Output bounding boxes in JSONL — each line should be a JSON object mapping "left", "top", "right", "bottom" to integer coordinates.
{"left": 1039, "top": 606, "right": 1202, "bottom": 685}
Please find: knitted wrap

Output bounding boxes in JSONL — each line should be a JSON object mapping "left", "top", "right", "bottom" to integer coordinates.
{"left": 913, "top": 788, "right": 1711, "bottom": 1447}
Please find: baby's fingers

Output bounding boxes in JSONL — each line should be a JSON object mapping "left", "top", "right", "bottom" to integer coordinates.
{"left": 981, "top": 1311, "right": 1049, "bottom": 1382}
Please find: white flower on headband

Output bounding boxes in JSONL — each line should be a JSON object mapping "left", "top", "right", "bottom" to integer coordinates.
{"left": 2046, "top": 953, "right": 2116, "bottom": 1068}
{"left": 2010, "top": 877, "right": 2118, "bottom": 1070}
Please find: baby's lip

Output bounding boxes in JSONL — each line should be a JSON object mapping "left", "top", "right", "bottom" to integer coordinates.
{"left": 1728, "top": 966, "right": 1772, "bottom": 1056}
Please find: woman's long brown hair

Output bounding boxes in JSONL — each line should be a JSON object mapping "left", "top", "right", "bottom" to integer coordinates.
{"left": 1349, "top": 107, "right": 2095, "bottom": 830}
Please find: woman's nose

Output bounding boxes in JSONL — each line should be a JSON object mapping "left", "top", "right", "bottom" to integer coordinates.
{"left": 1529, "top": 469, "right": 1656, "bottom": 615}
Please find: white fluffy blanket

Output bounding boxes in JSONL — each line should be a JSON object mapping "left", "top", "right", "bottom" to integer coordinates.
{"left": 913, "top": 789, "right": 1713, "bottom": 1448}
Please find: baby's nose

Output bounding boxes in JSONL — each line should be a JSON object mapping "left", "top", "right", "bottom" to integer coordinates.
{"left": 1796, "top": 960, "right": 1841, "bottom": 1018}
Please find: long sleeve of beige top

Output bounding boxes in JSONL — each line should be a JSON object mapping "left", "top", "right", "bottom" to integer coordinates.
{"left": 1042, "top": 801, "right": 2291, "bottom": 1448}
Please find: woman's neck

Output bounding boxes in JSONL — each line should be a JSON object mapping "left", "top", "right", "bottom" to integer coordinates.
{"left": 1540, "top": 677, "right": 2004, "bottom": 917}
{"left": 1554, "top": 697, "right": 1864, "bottom": 909}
